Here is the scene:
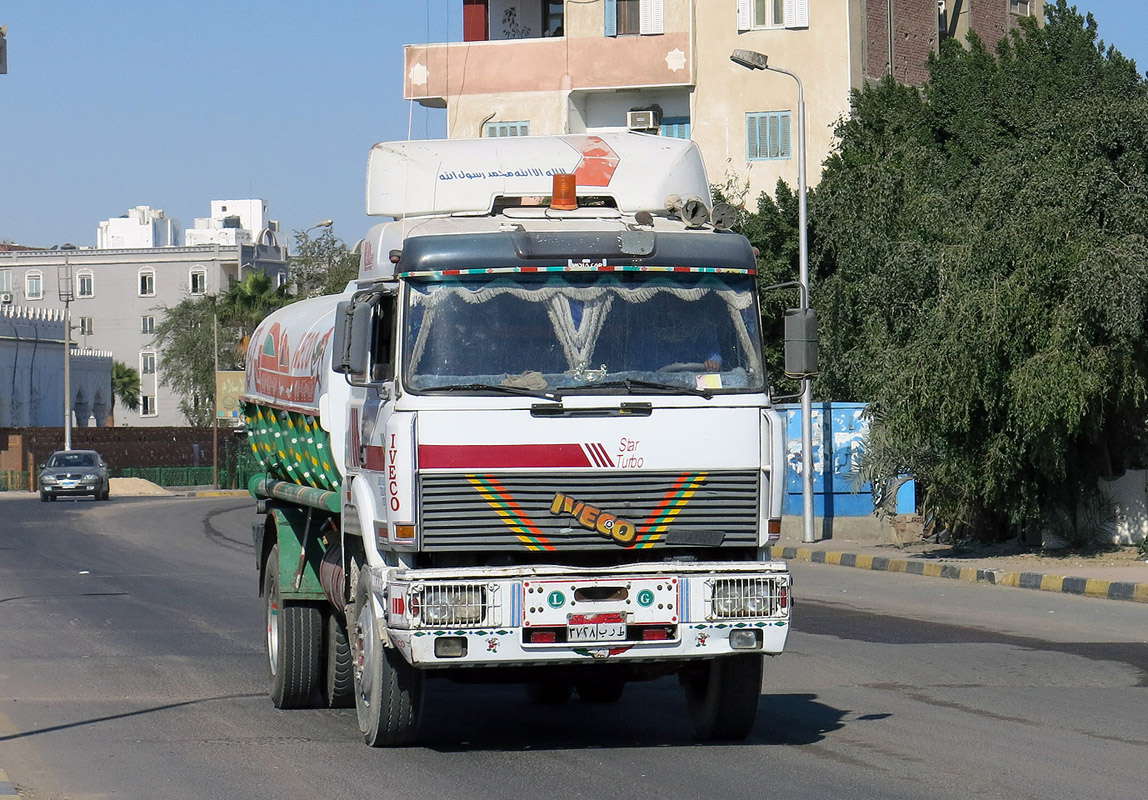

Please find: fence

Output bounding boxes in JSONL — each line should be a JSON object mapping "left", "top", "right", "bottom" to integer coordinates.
{"left": 0, "top": 470, "right": 28, "bottom": 492}
{"left": 114, "top": 438, "right": 262, "bottom": 489}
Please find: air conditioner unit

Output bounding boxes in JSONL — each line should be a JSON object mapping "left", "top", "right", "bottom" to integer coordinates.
{"left": 626, "top": 109, "right": 660, "bottom": 131}
{"left": 0, "top": 292, "right": 13, "bottom": 304}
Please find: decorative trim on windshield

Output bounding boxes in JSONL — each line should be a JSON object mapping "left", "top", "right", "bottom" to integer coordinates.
{"left": 399, "top": 264, "right": 757, "bottom": 279}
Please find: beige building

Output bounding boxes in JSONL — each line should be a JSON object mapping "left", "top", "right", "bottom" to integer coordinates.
{"left": 406, "top": 0, "right": 1041, "bottom": 203}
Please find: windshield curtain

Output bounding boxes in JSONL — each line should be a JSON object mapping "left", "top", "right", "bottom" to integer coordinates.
{"left": 401, "top": 272, "right": 765, "bottom": 394}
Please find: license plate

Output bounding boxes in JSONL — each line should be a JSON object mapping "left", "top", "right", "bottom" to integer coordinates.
{"left": 59, "top": 481, "right": 77, "bottom": 488}
{"left": 567, "top": 613, "right": 627, "bottom": 642}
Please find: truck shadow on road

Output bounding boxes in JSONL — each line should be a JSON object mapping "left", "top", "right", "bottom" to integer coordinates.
{"left": 418, "top": 678, "right": 848, "bottom": 752}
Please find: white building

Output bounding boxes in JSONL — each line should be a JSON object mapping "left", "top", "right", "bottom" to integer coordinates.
{"left": 0, "top": 305, "right": 113, "bottom": 428}
{"left": 185, "top": 199, "right": 280, "bottom": 247}
{"left": 0, "top": 199, "right": 287, "bottom": 427}
{"left": 97, "top": 205, "right": 182, "bottom": 249}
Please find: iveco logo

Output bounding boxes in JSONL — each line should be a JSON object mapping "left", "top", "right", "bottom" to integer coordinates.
{"left": 548, "top": 492, "right": 638, "bottom": 546}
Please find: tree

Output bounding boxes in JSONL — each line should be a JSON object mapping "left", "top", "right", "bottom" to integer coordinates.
{"left": 111, "top": 361, "right": 140, "bottom": 411}
{"left": 290, "top": 227, "right": 360, "bottom": 298}
{"left": 718, "top": 180, "right": 808, "bottom": 398}
{"left": 811, "top": 1, "right": 1148, "bottom": 542}
{"left": 152, "top": 272, "right": 292, "bottom": 426}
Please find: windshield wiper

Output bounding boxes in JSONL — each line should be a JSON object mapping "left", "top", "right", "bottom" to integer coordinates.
{"left": 419, "top": 383, "right": 561, "bottom": 401}
{"left": 553, "top": 378, "right": 713, "bottom": 399}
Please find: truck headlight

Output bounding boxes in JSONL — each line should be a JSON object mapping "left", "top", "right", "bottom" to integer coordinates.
{"left": 709, "top": 579, "right": 777, "bottom": 619}
{"left": 413, "top": 585, "right": 486, "bottom": 626}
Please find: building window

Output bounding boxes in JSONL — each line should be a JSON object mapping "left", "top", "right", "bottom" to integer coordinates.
{"left": 77, "top": 270, "right": 94, "bottom": 298}
{"left": 26, "top": 271, "right": 43, "bottom": 300}
{"left": 189, "top": 268, "right": 206, "bottom": 295}
{"left": 141, "top": 351, "right": 156, "bottom": 375}
{"left": 660, "top": 116, "right": 691, "bottom": 139}
{"left": 543, "top": 0, "right": 564, "bottom": 36}
{"left": 140, "top": 395, "right": 156, "bottom": 416}
{"left": 141, "top": 315, "right": 155, "bottom": 334}
{"left": 485, "top": 120, "right": 530, "bottom": 138}
{"left": 737, "top": 0, "right": 808, "bottom": 30}
{"left": 139, "top": 268, "right": 155, "bottom": 297}
{"left": 605, "top": 0, "right": 664, "bottom": 36}
{"left": 79, "top": 317, "right": 94, "bottom": 336}
{"left": 275, "top": 272, "right": 287, "bottom": 288}
{"left": 746, "top": 111, "right": 792, "bottom": 160}
{"left": 1009, "top": 0, "right": 1031, "bottom": 15}
{"left": 0, "top": 269, "right": 11, "bottom": 294}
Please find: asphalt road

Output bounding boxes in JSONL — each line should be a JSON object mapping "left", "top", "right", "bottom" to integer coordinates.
{"left": 0, "top": 494, "right": 1145, "bottom": 800}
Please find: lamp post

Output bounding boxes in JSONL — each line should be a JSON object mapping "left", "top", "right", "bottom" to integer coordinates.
{"left": 306, "top": 219, "right": 333, "bottom": 235}
{"left": 57, "top": 260, "right": 75, "bottom": 451}
{"left": 731, "top": 48, "right": 816, "bottom": 544}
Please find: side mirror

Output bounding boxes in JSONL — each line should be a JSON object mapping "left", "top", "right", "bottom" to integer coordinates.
{"left": 332, "top": 298, "right": 373, "bottom": 375}
{"left": 783, "top": 308, "right": 819, "bottom": 379}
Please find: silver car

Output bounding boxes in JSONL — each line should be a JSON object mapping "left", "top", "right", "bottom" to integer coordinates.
{"left": 38, "top": 450, "right": 111, "bottom": 502}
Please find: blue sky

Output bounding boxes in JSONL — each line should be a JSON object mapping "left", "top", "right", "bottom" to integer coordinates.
{"left": 0, "top": 1, "right": 1143, "bottom": 250}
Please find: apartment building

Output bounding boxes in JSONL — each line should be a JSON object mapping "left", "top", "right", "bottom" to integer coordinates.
{"left": 0, "top": 200, "right": 287, "bottom": 427}
{"left": 406, "top": 0, "right": 1041, "bottom": 203}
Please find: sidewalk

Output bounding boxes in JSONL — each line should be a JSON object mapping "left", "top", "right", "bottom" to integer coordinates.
{"left": 769, "top": 518, "right": 1148, "bottom": 604}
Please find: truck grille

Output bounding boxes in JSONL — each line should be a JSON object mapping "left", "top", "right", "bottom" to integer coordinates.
{"left": 419, "top": 471, "right": 760, "bottom": 551}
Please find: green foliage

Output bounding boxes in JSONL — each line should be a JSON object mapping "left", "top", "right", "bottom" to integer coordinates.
{"left": 290, "top": 227, "right": 360, "bottom": 298}
{"left": 812, "top": 2, "right": 1148, "bottom": 541}
{"left": 716, "top": 180, "right": 806, "bottom": 397}
{"left": 111, "top": 361, "right": 140, "bottom": 412}
{"left": 152, "top": 271, "right": 291, "bottom": 426}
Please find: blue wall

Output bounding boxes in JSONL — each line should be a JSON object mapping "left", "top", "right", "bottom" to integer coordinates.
{"left": 776, "top": 402, "right": 915, "bottom": 517}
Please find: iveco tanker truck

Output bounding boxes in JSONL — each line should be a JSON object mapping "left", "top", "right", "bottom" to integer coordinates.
{"left": 242, "top": 133, "right": 793, "bottom": 746}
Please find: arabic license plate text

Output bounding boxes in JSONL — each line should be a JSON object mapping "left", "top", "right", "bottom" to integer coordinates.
{"left": 567, "top": 614, "right": 627, "bottom": 642}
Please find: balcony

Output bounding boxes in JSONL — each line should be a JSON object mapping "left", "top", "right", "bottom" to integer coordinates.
{"left": 405, "top": 33, "right": 694, "bottom": 107}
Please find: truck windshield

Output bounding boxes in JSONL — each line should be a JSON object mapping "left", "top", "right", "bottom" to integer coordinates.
{"left": 402, "top": 271, "right": 765, "bottom": 395}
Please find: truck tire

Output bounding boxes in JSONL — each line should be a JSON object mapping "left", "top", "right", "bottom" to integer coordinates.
{"left": 264, "top": 545, "right": 322, "bottom": 708}
{"left": 352, "top": 569, "right": 423, "bottom": 746}
{"left": 325, "top": 611, "right": 355, "bottom": 709}
{"left": 576, "top": 677, "right": 625, "bottom": 704}
{"left": 681, "top": 654, "right": 763, "bottom": 741}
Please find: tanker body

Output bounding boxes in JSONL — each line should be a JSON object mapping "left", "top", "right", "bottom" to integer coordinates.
{"left": 243, "top": 133, "right": 793, "bottom": 746}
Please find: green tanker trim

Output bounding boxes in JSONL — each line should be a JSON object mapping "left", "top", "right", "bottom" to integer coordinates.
{"left": 249, "top": 474, "right": 341, "bottom": 514}
{"left": 242, "top": 401, "right": 342, "bottom": 490}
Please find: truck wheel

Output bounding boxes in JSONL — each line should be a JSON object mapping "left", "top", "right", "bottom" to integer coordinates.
{"left": 576, "top": 677, "right": 625, "bottom": 704}
{"left": 681, "top": 654, "right": 763, "bottom": 741}
{"left": 325, "top": 611, "right": 355, "bottom": 708}
{"left": 264, "top": 545, "right": 322, "bottom": 708}
{"left": 352, "top": 569, "right": 423, "bottom": 746}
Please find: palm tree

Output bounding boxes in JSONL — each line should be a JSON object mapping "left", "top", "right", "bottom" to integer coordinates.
{"left": 219, "top": 271, "right": 291, "bottom": 356}
{"left": 112, "top": 361, "right": 140, "bottom": 411}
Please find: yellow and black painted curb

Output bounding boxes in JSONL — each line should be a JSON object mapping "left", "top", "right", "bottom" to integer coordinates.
{"left": 0, "top": 768, "right": 19, "bottom": 799}
{"left": 768, "top": 545, "right": 1148, "bottom": 604}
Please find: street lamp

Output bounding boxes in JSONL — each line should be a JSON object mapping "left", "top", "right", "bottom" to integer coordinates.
{"left": 306, "top": 219, "right": 333, "bottom": 235}
{"left": 731, "top": 48, "right": 816, "bottom": 544}
{"left": 56, "top": 260, "right": 75, "bottom": 451}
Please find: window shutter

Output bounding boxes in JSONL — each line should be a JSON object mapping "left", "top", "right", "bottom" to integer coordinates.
{"left": 778, "top": 113, "right": 792, "bottom": 158}
{"left": 746, "top": 115, "right": 760, "bottom": 160}
{"left": 766, "top": 114, "right": 780, "bottom": 158}
{"left": 737, "top": 0, "right": 752, "bottom": 31}
{"left": 640, "top": 0, "right": 664, "bottom": 35}
{"left": 785, "top": 0, "right": 809, "bottom": 29}
{"left": 605, "top": 0, "right": 617, "bottom": 36}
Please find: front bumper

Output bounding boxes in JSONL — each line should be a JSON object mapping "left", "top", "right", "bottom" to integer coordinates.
{"left": 369, "top": 562, "right": 791, "bottom": 667}
{"left": 41, "top": 481, "right": 102, "bottom": 496}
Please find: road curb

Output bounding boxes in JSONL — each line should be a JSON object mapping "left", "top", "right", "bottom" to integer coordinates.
{"left": 0, "top": 768, "right": 19, "bottom": 799}
{"left": 180, "top": 489, "right": 250, "bottom": 498}
{"left": 768, "top": 545, "right": 1148, "bottom": 604}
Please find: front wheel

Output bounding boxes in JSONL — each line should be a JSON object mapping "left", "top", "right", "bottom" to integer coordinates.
{"left": 263, "top": 544, "right": 322, "bottom": 708}
{"left": 324, "top": 610, "right": 355, "bottom": 708}
{"left": 681, "top": 654, "right": 763, "bottom": 741}
{"left": 352, "top": 569, "right": 423, "bottom": 746}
